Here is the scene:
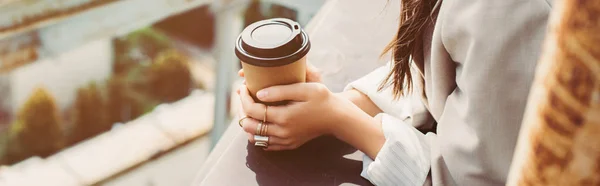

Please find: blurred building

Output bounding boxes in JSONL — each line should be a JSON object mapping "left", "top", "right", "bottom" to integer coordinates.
{"left": 0, "top": 0, "right": 324, "bottom": 114}
{"left": 9, "top": 39, "right": 113, "bottom": 112}
{"left": 0, "top": 0, "right": 326, "bottom": 185}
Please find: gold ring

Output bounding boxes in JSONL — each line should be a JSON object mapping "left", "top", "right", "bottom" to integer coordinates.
{"left": 256, "top": 121, "right": 263, "bottom": 135}
{"left": 263, "top": 105, "right": 268, "bottom": 123}
{"left": 259, "top": 122, "right": 268, "bottom": 136}
{"left": 238, "top": 116, "right": 248, "bottom": 127}
{"left": 264, "top": 124, "right": 269, "bottom": 136}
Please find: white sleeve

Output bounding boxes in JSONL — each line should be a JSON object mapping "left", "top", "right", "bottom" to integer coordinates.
{"left": 343, "top": 62, "right": 412, "bottom": 120}
{"left": 345, "top": 63, "right": 433, "bottom": 185}
{"left": 361, "top": 113, "right": 431, "bottom": 186}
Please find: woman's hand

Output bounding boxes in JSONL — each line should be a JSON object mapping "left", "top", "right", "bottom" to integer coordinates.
{"left": 238, "top": 82, "right": 353, "bottom": 151}
{"left": 237, "top": 63, "right": 385, "bottom": 157}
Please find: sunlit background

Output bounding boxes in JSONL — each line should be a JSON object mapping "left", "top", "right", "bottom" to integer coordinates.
{"left": 0, "top": 0, "right": 326, "bottom": 185}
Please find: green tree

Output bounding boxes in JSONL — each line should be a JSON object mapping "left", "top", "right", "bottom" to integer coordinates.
{"left": 10, "top": 88, "right": 63, "bottom": 162}
{"left": 107, "top": 76, "right": 148, "bottom": 124}
{"left": 69, "top": 83, "right": 109, "bottom": 145}
{"left": 125, "top": 28, "right": 172, "bottom": 59}
{"left": 4, "top": 119, "right": 26, "bottom": 164}
{"left": 113, "top": 28, "right": 172, "bottom": 75}
{"left": 148, "top": 50, "right": 192, "bottom": 103}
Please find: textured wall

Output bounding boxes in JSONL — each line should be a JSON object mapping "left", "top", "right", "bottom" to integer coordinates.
{"left": 507, "top": 0, "right": 600, "bottom": 185}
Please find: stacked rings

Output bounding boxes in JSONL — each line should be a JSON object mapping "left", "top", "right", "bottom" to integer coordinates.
{"left": 255, "top": 120, "right": 270, "bottom": 136}
{"left": 264, "top": 123, "right": 268, "bottom": 136}
{"left": 253, "top": 105, "right": 270, "bottom": 148}
{"left": 260, "top": 106, "right": 269, "bottom": 136}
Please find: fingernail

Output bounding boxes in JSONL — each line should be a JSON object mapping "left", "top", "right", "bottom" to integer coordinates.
{"left": 257, "top": 90, "right": 267, "bottom": 99}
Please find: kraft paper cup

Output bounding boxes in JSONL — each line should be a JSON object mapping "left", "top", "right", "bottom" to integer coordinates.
{"left": 235, "top": 18, "right": 311, "bottom": 105}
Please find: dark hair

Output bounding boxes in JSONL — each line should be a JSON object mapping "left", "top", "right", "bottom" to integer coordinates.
{"left": 379, "top": 0, "right": 438, "bottom": 98}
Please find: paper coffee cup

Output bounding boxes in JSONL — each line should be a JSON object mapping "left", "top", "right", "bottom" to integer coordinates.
{"left": 235, "top": 18, "right": 311, "bottom": 105}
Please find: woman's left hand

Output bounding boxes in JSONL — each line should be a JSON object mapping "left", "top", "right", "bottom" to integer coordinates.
{"left": 238, "top": 83, "right": 353, "bottom": 151}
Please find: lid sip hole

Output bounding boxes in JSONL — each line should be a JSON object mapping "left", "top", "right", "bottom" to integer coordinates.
{"left": 294, "top": 25, "right": 299, "bottom": 29}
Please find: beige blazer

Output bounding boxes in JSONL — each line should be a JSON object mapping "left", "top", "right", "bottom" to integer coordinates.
{"left": 413, "top": 0, "right": 553, "bottom": 185}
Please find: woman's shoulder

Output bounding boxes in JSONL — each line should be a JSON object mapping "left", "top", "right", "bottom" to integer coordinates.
{"left": 437, "top": 0, "right": 552, "bottom": 29}
{"left": 436, "top": 0, "right": 552, "bottom": 61}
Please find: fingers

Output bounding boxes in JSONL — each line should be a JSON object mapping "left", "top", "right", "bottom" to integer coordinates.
{"left": 239, "top": 85, "right": 287, "bottom": 123}
{"left": 240, "top": 117, "right": 286, "bottom": 137}
{"left": 235, "top": 80, "right": 245, "bottom": 94}
{"left": 246, "top": 132, "right": 291, "bottom": 146}
{"left": 239, "top": 86, "right": 267, "bottom": 120}
{"left": 256, "top": 83, "right": 328, "bottom": 102}
{"left": 241, "top": 119, "right": 298, "bottom": 151}
{"left": 306, "top": 63, "right": 322, "bottom": 82}
{"left": 238, "top": 69, "right": 245, "bottom": 77}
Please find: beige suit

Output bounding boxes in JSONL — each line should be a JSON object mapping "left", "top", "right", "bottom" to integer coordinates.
{"left": 351, "top": 0, "right": 554, "bottom": 185}
{"left": 416, "top": 0, "right": 552, "bottom": 185}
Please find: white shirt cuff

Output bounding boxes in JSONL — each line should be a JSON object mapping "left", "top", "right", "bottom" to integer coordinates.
{"left": 360, "top": 113, "right": 431, "bottom": 186}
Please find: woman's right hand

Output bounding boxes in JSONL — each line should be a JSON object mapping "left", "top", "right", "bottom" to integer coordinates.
{"left": 238, "top": 63, "right": 322, "bottom": 83}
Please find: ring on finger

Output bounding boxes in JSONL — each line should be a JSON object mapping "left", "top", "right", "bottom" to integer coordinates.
{"left": 255, "top": 141, "right": 268, "bottom": 147}
{"left": 256, "top": 121, "right": 263, "bottom": 135}
{"left": 260, "top": 123, "right": 267, "bottom": 136}
{"left": 254, "top": 135, "right": 269, "bottom": 147}
{"left": 263, "top": 105, "right": 268, "bottom": 123}
{"left": 254, "top": 135, "right": 269, "bottom": 143}
{"left": 238, "top": 116, "right": 248, "bottom": 127}
{"left": 264, "top": 124, "right": 269, "bottom": 137}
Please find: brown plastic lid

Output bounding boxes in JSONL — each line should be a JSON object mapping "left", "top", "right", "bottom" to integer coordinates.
{"left": 235, "top": 18, "right": 310, "bottom": 67}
